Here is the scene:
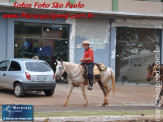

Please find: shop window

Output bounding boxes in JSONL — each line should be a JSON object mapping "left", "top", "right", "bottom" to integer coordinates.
{"left": 43, "top": 24, "right": 69, "bottom": 39}
{"left": 14, "top": 22, "right": 69, "bottom": 76}
{"left": 117, "top": 28, "right": 161, "bottom": 43}
{"left": 116, "top": 27, "right": 161, "bottom": 83}
{"left": 15, "top": 22, "right": 42, "bottom": 38}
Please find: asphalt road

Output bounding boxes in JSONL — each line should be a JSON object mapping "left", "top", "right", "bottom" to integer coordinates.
{"left": 0, "top": 83, "right": 162, "bottom": 112}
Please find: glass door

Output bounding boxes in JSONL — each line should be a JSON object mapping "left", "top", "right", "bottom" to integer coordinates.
{"left": 116, "top": 27, "right": 161, "bottom": 83}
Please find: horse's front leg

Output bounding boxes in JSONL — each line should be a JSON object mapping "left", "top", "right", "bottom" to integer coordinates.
{"left": 80, "top": 84, "right": 88, "bottom": 107}
{"left": 63, "top": 83, "right": 74, "bottom": 107}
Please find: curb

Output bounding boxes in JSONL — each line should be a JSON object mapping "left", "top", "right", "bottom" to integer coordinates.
{"left": 0, "top": 115, "right": 160, "bottom": 122}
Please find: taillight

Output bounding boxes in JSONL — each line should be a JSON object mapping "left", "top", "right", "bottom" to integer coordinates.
{"left": 25, "top": 72, "right": 31, "bottom": 80}
{"left": 53, "top": 74, "right": 55, "bottom": 80}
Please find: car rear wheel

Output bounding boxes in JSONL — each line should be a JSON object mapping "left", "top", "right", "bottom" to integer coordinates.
{"left": 14, "top": 83, "right": 25, "bottom": 97}
{"left": 44, "top": 89, "right": 54, "bottom": 96}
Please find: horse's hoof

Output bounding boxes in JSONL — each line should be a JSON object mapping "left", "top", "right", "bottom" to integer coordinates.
{"left": 63, "top": 104, "right": 67, "bottom": 107}
{"left": 101, "top": 103, "right": 106, "bottom": 107}
{"left": 83, "top": 104, "right": 88, "bottom": 107}
{"left": 105, "top": 102, "right": 109, "bottom": 105}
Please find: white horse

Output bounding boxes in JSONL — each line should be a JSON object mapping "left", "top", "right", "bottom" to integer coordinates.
{"left": 55, "top": 61, "right": 115, "bottom": 107}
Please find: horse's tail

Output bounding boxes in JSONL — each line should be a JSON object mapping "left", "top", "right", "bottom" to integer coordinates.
{"left": 109, "top": 68, "right": 115, "bottom": 94}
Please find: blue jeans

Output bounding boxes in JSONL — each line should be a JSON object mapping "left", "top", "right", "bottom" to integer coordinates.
{"left": 85, "top": 62, "right": 94, "bottom": 87}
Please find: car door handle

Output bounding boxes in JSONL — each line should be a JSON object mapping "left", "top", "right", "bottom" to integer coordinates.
{"left": 3, "top": 73, "right": 6, "bottom": 76}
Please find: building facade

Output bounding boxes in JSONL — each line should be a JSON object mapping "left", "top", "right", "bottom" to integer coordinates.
{"left": 0, "top": 0, "right": 163, "bottom": 82}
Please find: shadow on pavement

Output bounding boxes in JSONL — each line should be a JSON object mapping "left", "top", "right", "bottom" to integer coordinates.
{"left": 0, "top": 88, "right": 46, "bottom": 98}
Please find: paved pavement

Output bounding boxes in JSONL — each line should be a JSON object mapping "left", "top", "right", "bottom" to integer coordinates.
{"left": 0, "top": 83, "right": 162, "bottom": 112}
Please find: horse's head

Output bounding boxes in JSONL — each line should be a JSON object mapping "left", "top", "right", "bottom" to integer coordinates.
{"left": 55, "top": 60, "right": 66, "bottom": 80}
{"left": 146, "top": 63, "right": 156, "bottom": 81}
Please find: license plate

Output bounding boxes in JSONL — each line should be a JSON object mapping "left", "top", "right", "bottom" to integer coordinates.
{"left": 39, "top": 76, "right": 48, "bottom": 81}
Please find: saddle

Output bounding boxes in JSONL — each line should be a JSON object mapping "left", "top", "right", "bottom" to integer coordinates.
{"left": 81, "top": 63, "right": 107, "bottom": 80}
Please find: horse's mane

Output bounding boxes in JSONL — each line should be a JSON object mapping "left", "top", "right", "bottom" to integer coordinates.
{"left": 63, "top": 62, "right": 79, "bottom": 68}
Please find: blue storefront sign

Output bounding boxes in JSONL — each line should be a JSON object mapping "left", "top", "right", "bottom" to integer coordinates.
{"left": 2, "top": 105, "right": 33, "bottom": 121}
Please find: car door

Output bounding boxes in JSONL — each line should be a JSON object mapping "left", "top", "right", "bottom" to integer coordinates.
{"left": 0, "top": 60, "right": 10, "bottom": 88}
{"left": 6, "top": 61, "right": 22, "bottom": 89}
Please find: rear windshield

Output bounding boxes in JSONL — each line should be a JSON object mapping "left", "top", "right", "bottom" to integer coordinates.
{"left": 25, "top": 62, "right": 52, "bottom": 72}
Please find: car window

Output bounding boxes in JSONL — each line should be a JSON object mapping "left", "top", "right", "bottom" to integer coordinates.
{"left": 130, "top": 59, "right": 137, "bottom": 66}
{"left": 0, "top": 60, "right": 10, "bottom": 71}
{"left": 8, "top": 61, "right": 21, "bottom": 71}
{"left": 137, "top": 58, "right": 144, "bottom": 64}
{"left": 25, "top": 62, "right": 52, "bottom": 72}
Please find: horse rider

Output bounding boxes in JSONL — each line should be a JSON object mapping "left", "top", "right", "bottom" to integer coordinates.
{"left": 80, "top": 40, "right": 94, "bottom": 90}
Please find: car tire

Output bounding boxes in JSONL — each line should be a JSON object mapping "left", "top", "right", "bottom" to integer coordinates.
{"left": 14, "top": 83, "right": 25, "bottom": 97}
{"left": 44, "top": 89, "right": 54, "bottom": 96}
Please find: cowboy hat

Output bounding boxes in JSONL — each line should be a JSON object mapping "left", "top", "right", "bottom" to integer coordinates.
{"left": 81, "top": 40, "right": 90, "bottom": 45}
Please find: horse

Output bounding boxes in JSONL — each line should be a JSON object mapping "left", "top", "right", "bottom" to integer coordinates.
{"left": 147, "top": 63, "right": 163, "bottom": 105}
{"left": 55, "top": 61, "right": 115, "bottom": 107}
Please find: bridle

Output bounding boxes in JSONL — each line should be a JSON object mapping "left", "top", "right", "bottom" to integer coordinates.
{"left": 58, "top": 62, "right": 83, "bottom": 79}
{"left": 57, "top": 64, "right": 64, "bottom": 78}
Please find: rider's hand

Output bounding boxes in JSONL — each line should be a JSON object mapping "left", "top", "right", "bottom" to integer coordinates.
{"left": 80, "top": 59, "right": 84, "bottom": 62}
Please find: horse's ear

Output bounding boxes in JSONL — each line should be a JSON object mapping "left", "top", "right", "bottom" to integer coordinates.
{"left": 61, "top": 59, "right": 63, "bottom": 64}
{"left": 152, "top": 63, "right": 155, "bottom": 66}
{"left": 56, "top": 60, "right": 59, "bottom": 64}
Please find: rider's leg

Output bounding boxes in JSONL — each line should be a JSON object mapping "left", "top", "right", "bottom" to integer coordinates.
{"left": 87, "top": 63, "right": 94, "bottom": 88}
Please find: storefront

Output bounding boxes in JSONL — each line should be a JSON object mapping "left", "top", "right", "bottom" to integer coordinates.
{"left": 74, "top": 19, "right": 163, "bottom": 83}
{"left": 0, "top": 10, "right": 163, "bottom": 83}
{"left": 14, "top": 22, "right": 69, "bottom": 72}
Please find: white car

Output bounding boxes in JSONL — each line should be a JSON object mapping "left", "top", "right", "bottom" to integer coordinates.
{"left": 0, "top": 58, "right": 56, "bottom": 97}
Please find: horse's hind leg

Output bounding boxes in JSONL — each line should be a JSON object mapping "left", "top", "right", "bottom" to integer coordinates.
{"left": 63, "top": 83, "right": 74, "bottom": 107}
{"left": 80, "top": 84, "right": 88, "bottom": 107}
{"left": 98, "top": 81, "right": 108, "bottom": 106}
{"left": 104, "top": 84, "right": 111, "bottom": 105}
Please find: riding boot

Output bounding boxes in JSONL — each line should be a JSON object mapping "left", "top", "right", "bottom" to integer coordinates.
{"left": 87, "top": 85, "right": 92, "bottom": 90}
